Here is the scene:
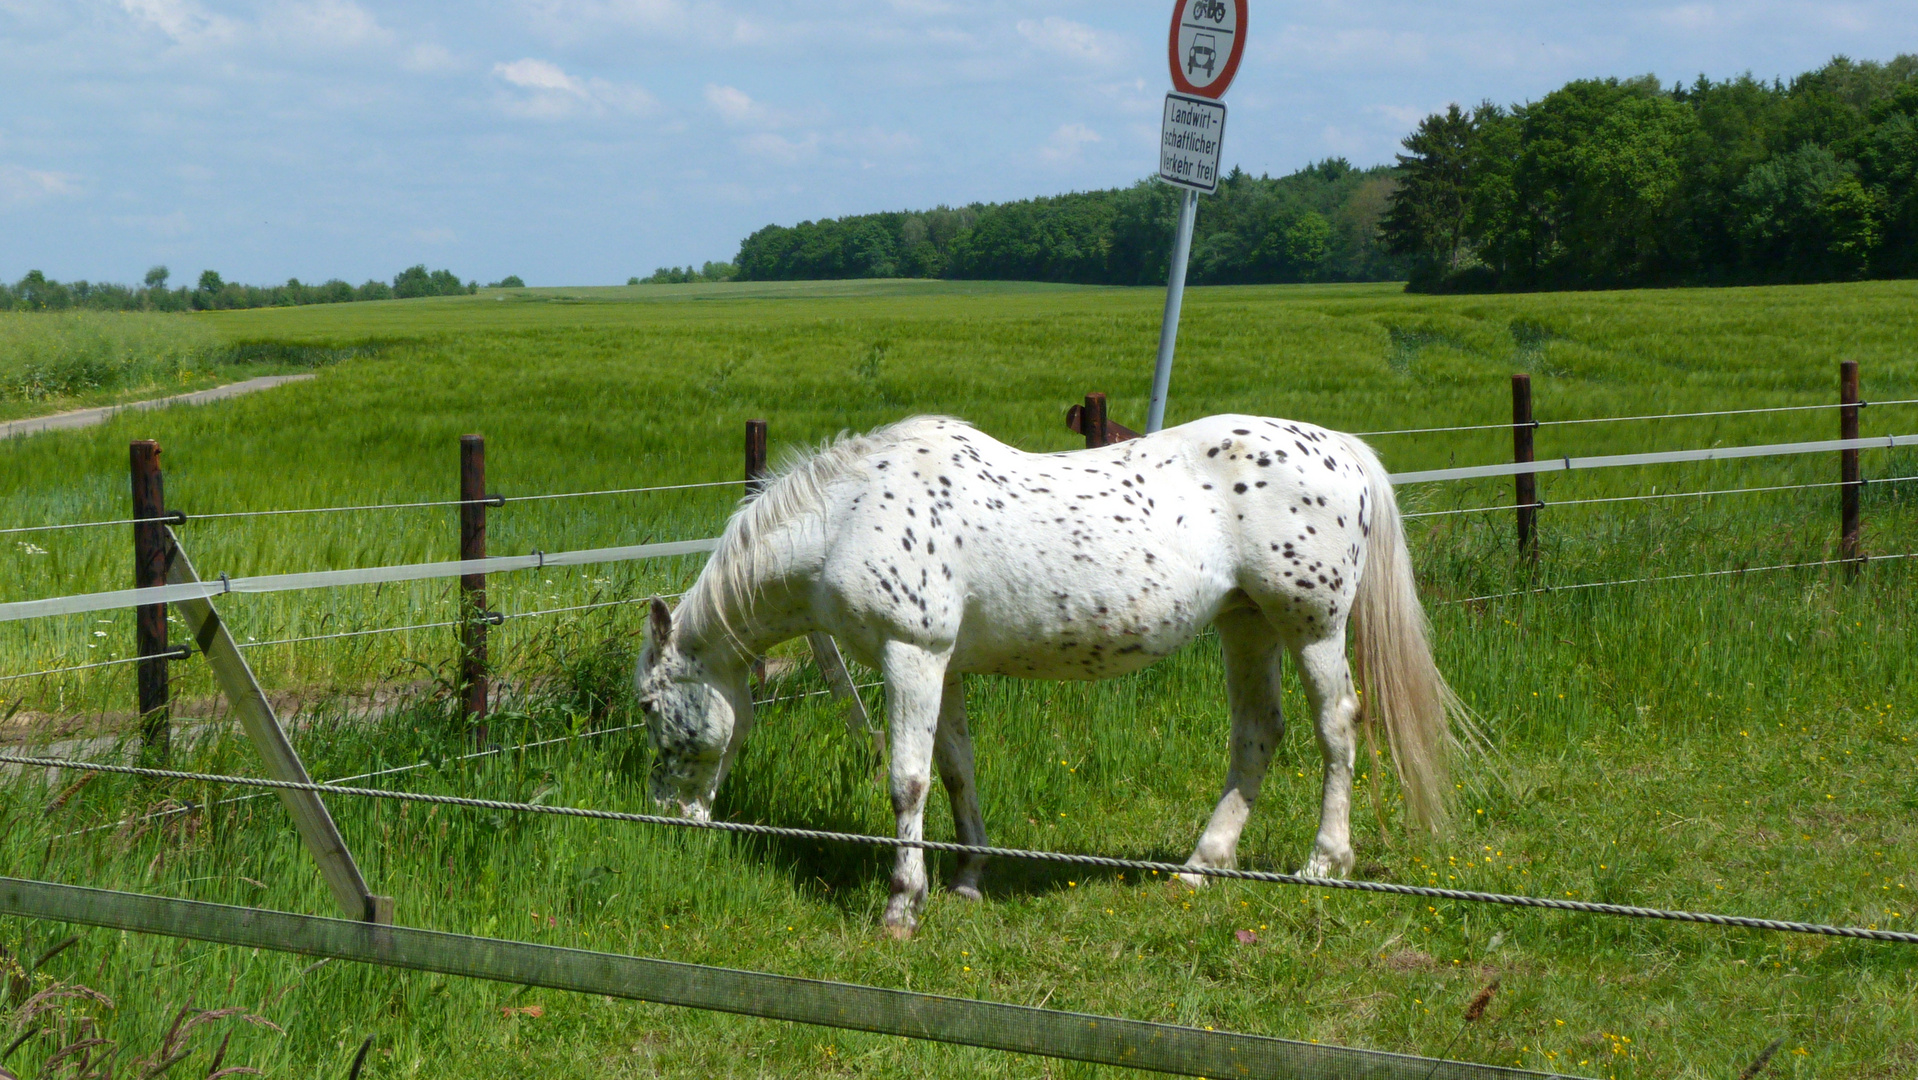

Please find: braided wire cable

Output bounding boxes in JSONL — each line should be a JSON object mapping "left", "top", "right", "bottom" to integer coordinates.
{"left": 6, "top": 753, "right": 1911, "bottom": 946}
{"left": 44, "top": 680, "right": 877, "bottom": 841}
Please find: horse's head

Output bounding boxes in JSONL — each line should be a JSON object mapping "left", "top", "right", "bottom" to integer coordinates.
{"left": 634, "top": 597, "right": 743, "bottom": 819}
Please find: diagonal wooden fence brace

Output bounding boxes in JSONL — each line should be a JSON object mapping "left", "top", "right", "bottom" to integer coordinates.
{"left": 807, "top": 631, "right": 885, "bottom": 762}
{"left": 162, "top": 528, "right": 392, "bottom": 924}
{"left": 0, "top": 877, "right": 1576, "bottom": 1080}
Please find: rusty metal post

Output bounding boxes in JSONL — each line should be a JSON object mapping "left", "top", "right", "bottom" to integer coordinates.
{"left": 459, "top": 434, "right": 489, "bottom": 746}
{"left": 745, "top": 419, "right": 769, "bottom": 495}
{"left": 1083, "top": 393, "right": 1109, "bottom": 450}
{"left": 130, "top": 440, "right": 171, "bottom": 759}
{"left": 1512, "top": 374, "right": 1537, "bottom": 562}
{"left": 1841, "top": 361, "right": 1862, "bottom": 571}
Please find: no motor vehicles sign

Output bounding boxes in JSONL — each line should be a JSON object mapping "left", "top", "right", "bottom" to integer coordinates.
{"left": 1159, "top": 93, "right": 1226, "bottom": 193}
{"left": 1147, "top": 0, "right": 1246, "bottom": 433}
{"left": 1168, "top": 0, "right": 1246, "bottom": 99}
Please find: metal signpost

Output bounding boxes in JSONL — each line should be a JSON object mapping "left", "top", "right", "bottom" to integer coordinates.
{"left": 1148, "top": 0, "right": 1246, "bottom": 432}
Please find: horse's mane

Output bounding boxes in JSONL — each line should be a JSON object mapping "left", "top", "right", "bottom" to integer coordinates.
{"left": 674, "top": 416, "right": 964, "bottom": 655}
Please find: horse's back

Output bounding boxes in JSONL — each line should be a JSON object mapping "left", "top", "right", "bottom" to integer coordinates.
{"left": 812, "top": 415, "right": 1373, "bottom": 675}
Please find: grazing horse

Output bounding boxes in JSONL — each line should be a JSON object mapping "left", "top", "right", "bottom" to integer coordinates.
{"left": 635, "top": 415, "right": 1465, "bottom": 937}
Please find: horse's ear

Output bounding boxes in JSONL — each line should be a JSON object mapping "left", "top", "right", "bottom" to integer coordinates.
{"left": 646, "top": 596, "right": 673, "bottom": 650}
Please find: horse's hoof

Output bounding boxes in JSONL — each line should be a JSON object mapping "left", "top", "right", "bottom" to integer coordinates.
{"left": 1173, "top": 871, "right": 1209, "bottom": 891}
{"left": 882, "top": 922, "right": 916, "bottom": 942}
{"left": 1301, "top": 850, "right": 1355, "bottom": 879}
{"left": 947, "top": 883, "right": 983, "bottom": 902}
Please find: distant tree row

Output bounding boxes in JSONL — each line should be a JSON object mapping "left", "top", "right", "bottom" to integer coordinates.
{"left": 0, "top": 265, "right": 520, "bottom": 312}
{"left": 1382, "top": 55, "right": 1918, "bottom": 291}
{"left": 630, "top": 262, "right": 738, "bottom": 285}
{"left": 729, "top": 160, "right": 1408, "bottom": 286}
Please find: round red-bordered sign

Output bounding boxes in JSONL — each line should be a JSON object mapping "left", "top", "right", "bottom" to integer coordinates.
{"left": 1167, "top": 0, "right": 1247, "bottom": 99}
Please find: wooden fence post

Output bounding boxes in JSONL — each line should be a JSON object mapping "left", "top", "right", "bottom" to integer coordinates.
{"left": 1840, "top": 361, "right": 1862, "bottom": 571}
{"left": 130, "top": 440, "right": 171, "bottom": 759}
{"left": 1082, "top": 393, "right": 1109, "bottom": 450}
{"left": 459, "top": 434, "right": 489, "bottom": 746}
{"left": 745, "top": 419, "right": 769, "bottom": 495}
{"left": 1512, "top": 374, "right": 1537, "bottom": 562}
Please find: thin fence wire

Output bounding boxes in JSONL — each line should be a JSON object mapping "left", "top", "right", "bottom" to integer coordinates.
{"left": 0, "top": 651, "right": 186, "bottom": 684}
{"left": 0, "top": 481, "right": 747, "bottom": 538}
{"left": 1355, "top": 421, "right": 1514, "bottom": 437}
{"left": 1536, "top": 397, "right": 1918, "bottom": 429}
{"left": 1403, "top": 474, "right": 1918, "bottom": 521}
{"left": 234, "top": 620, "right": 463, "bottom": 650}
{"left": 187, "top": 498, "right": 483, "bottom": 520}
{"left": 1354, "top": 397, "right": 1918, "bottom": 438}
{"left": 502, "top": 480, "right": 747, "bottom": 503}
{"left": 1540, "top": 474, "right": 1918, "bottom": 510}
{"left": 1403, "top": 503, "right": 1536, "bottom": 519}
{"left": 1443, "top": 552, "right": 1917, "bottom": 606}
{"left": 0, "top": 516, "right": 175, "bottom": 537}
{"left": 9, "top": 753, "right": 1914, "bottom": 946}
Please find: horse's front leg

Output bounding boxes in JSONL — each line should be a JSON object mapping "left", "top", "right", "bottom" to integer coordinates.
{"left": 1180, "top": 608, "right": 1284, "bottom": 888}
{"left": 1295, "top": 634, "right": 1360, "bottom": 878}
{"left": 880, "top": 640, "right": 951, "bottom": 938}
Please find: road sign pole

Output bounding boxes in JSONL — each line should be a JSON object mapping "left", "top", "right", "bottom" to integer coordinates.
{"left": 1147, "top": 188, "right": 1199, "bottom": 433}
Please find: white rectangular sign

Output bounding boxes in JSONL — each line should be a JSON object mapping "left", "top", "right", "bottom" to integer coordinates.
{"left": 1159, "top": 92, "right": 1226, "bottom": 193}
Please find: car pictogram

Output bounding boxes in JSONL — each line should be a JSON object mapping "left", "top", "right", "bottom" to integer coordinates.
{"left": 1186, "top": 34, "right": 1216, "bottom": 78}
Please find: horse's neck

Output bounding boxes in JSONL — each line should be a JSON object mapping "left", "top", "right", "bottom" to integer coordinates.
{"left": 680, "top": 518, "right": 824, "bottom": 664}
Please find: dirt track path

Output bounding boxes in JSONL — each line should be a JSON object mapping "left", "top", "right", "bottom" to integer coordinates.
{"left": 0, "top": 374, "right": 316, "bottom": 440}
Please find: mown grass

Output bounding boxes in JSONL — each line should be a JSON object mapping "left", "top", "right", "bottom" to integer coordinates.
{"left": 1, "top": 279, "right": 1916, "bottom": 1078}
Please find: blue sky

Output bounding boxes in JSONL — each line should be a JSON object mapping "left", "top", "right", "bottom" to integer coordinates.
{"left": 1, "top": 1, "right": 1909, "bottom": 286}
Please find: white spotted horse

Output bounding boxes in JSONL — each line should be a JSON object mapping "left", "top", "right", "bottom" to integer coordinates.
{"left": 635, "top": 415, "right": 1467, "bottom": 938}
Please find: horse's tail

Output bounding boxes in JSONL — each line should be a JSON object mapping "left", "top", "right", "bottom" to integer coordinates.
{"left": 1338, "top": 433, "right": 1468, "bottom": 835}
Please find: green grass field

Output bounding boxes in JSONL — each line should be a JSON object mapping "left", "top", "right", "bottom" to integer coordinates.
{"left": 2, "top": 279, "right": 1916, "bottom": 1078}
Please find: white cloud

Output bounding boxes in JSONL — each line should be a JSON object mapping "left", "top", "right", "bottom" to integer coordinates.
{"left": 111, "top": 210, "right": 193, "bottom": 238}
{"left": 263, "top": 0, "right": 390, "bottom": 49}
{"left": 0, "top": 164, "right": 82, "bottom": 206}
{"left": 1655, "top": 4, "right": 1722, "bottom": 31}
{"left": 496, "top": 58, "right": 586, "bottom": 96}
{"left": 119, "top": 0, "right": 237, "bottom": 46}
{"left": 1016, "top": 17, "right": 1126, "bottom": 68}
{"left": 703, "top": 84, "right": 812, "bottom": 129}
{"left": 404, "top": 44, "right": 461, "bottom": 74}
{"left": 493, "top": 58, "right": 655, "bottom": 118}
{"left": 515, "top": 0, "right": 767, "bottom": 48}
{"left": 411, "top": 227, "right": 457, "bottom": 244}
{"left": 1037, "top": 122, "right": 1101, "bottom": 165}
{"left": 1369, "top": 103, "right": 1445, "bottom": 127}
{"left": 705, "top": 84, "right": 761, "bottom": 125}
{"left": 737, "top": 131, "right": 819, "bottom": 165}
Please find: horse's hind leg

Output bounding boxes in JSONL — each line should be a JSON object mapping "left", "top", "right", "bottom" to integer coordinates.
{"left": 880, "top": 640, "right": 950, "bottom": 939}
{"left": 1294, "top": 632, "right": 1360, "bottom": 878}
{"left": 933, "top": 672, "right": 987, "bottom": 900}
{"left": 1180, "top": 608, "right": 1285, "bottom": 888}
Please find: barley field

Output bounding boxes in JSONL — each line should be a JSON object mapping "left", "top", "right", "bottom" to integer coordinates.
{"left": 1, "top": 279, "right": 1915, "bottom": 1078}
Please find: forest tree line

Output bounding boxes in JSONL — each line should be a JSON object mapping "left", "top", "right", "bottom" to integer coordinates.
{"left": 729, "top": 160, "right": 1408, "bottom": 286}
{"left": 720, "top": 54, "right": 1915, "bottom": 293}
{"left": 0, "top": 266, "right": 522, "bottom": 312}
{"left": 1382, "top": 55, "right": 1918, "bottom": 291}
